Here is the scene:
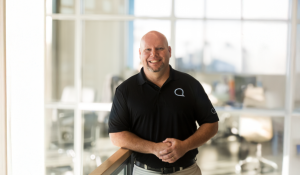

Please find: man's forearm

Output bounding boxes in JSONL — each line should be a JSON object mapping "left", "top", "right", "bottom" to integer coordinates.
{"left": 110, "top": 131, "right": 155, "bottom": 154}
{"left": 183, "top": 122, "right": 218, "bottom": 151}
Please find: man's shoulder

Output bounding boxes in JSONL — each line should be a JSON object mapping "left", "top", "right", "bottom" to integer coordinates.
{"left": 173, "top": 69, "right": 199, "bottom": 84}
{"left": 116, "top": 73, "right": 139, "bottom": 91}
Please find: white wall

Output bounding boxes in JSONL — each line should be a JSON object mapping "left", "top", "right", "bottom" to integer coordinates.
{"left": 6, "top": 0, "right": 45, "bottom": 175}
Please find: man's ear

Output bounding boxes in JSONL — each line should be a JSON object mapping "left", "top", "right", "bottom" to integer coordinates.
{"left": 168, "top": 46, "right": 172, "bottom": 57}
{"left": 139, "top": 48, "right": 141, "bottom": 59}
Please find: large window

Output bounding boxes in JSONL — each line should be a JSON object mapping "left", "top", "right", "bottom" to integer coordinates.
{"left": 45, "top": 0, "right": 297, "bottom": 175}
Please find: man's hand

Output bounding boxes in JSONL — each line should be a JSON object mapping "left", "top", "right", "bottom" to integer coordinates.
{"left": 159, "top": 138, "right": 188, "bottom": 163}
{"left": 152, "top": 142, "right": 171, "bottom": 159}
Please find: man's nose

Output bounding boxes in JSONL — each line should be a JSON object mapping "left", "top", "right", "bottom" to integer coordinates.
{"left": 150, "top": 49, "right": 157, "bottom": 56}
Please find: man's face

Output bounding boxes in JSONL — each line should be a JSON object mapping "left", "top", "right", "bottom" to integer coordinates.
{"left": 139, "top": 33, "right": 171, "bottom": 73}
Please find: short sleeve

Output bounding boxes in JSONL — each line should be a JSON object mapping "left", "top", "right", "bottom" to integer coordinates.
{"left": 194, "top": 82, "right": 219, "bottom": 126}
{"left": 108, "top": 87, "right": 131, "bottom": 133}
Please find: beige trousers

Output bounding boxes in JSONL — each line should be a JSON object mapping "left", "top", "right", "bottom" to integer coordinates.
{"left": 132, "top": 163, "right": 202, "bottom": 175}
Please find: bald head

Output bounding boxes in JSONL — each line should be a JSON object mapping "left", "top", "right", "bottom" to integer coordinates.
{"left": 140, "top": 31, "right": 169, "bottom": 48}
{"left": 139, "top": 31, "right": 171, "bottom": 74}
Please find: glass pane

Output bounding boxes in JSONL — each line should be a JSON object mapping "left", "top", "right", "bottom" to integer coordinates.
{"left": 175, "top": 0, "right": 204, "bottom": 18}
{"left": 197, "top": 114, "right": 283, "bottom": 174}
{"left": 181, "top": 73, "right": 285, "bottom": 109}
{"left": 175, "top": 20, "right": 203, "bottom": 71}
{"left": 292, "top": 118, "right": 300, "bottom": 156}
{"left": 243, "top": 0, "right": 288, "bottom": 19}
{"left": 82, "top": 111, "right": 119, "bottom": 175}
{"left": 112, "top": 161, "right": 129, "bottom": 175}
{"left": 242, "top": 22, "right": 287, "bottom": 74}
{"left": 298, "top": 0, "right": 300, "bottom": 20}
{"left": 134, "top": 0, "right": 172, "bottom": 17}
{"left": 117, "top": 169, "right": 125, "bottom": 175}
{"left": 46, "top": 0, "right": 75, "bottom": 14}
{"left": 45, "top": 109, "right": 75, "bottom": 175}
{"left": 46, "top": 20, "right": 75, "bottom": 103}
{"left": 295, "top": 24, "right": 300, "bottom": 111}
{"left": 82, "top": 0, "right": 172, "bottom": 16}
{"left": 82, "top": 20, "right": 170, "bottom": 102}
{"left": 83, "top": 0, "right": 127, "bottom": 15}
{"left": 206, "top": 0, "right": 241, "bottom": 19}
{"left": 82, "top": 21, "right": 128, "bottom": 103}
{"left": 204, "top": 21, "right": 241, "bottom": 73}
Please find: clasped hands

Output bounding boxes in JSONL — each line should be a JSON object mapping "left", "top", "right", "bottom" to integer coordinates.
{"left": 154, "top": 138, "right": 187, "bottom": 164}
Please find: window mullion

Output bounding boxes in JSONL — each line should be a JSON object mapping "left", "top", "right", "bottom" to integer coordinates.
{"left": 282, "top": 0, "right": 298, "bottom": 174}
{"left": 73, "top": 0, "right": 83, "bottom": 175}
{"left": 170, "top": 0, "right": 176, "bottom": 68}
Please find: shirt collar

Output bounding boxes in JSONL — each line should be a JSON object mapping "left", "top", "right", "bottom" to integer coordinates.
{"left": 137, "top": 65, "right": 178, "bottom": 85}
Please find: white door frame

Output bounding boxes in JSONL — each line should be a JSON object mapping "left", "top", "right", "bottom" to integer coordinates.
{"left": 0, "top": 0, "right": 7, "bottom": 175}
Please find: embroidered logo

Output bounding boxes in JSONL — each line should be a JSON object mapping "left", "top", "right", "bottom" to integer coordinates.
{"left": 211, "top": 108, "right": 217, "bottom": 114}
{"left": 174, "top": 88, "right": 185, "bottom": 97}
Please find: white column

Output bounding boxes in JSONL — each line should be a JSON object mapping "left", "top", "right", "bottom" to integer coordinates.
{"left": 0, "top": 0, "right": 7, "bottom": 175}
{"left": 6, "top": 0, "right": 45, "bottom": 175}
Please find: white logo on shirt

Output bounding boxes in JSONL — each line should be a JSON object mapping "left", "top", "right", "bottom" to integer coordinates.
{"left": 174, "top": 88, "right": 185, "bottom": 97}
{"left": 211, "top": 108, "right": 216, "bottom": 114}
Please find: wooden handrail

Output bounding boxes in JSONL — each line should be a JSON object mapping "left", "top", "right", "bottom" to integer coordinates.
{"left": 89, "top": 148, "right": 132, "bottom": 175}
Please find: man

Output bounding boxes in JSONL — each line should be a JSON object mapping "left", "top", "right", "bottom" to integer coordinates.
{"left": 109, "top": 31, "right": 219, "bottom": 175}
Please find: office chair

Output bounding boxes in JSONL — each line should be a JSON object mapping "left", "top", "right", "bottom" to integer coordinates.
{"left": 235, "top": 115, "right": 278, "bottom": 174}
{"left": 235, "top": 85, "right": 278, "bottom": 174}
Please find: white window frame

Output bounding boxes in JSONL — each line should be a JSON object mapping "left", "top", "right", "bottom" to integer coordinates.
{"left": 45, "top": 0, "right": 299, "bottom": 175}
{"left": 283, "top": 0, "right": 299, "bottom": 174}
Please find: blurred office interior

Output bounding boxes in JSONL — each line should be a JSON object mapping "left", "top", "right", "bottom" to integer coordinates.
{"left": 2, "top": 0, "right": 300, "bottom": 175}
{"left": 44, "top": 0, "right": 300, "bottom": 175}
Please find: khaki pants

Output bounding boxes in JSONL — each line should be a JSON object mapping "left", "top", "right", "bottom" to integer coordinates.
{"left": 133, "top": 163, "right": 202, "bottom": 175}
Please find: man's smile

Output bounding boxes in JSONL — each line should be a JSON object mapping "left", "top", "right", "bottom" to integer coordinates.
{"left": 149, "top": 59, "right": 161, "bottom": 64}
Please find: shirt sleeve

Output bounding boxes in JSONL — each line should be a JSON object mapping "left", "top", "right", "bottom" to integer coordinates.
{"left": 194, "top": 82, "right": 219, "bottom": 126}
{"left": 108, "top": 87, "right": 131, "bottom": 133}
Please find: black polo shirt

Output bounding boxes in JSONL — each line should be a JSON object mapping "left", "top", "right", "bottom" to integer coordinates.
{"left": 109, "top": 65, "right": 219, "bottom": 168}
